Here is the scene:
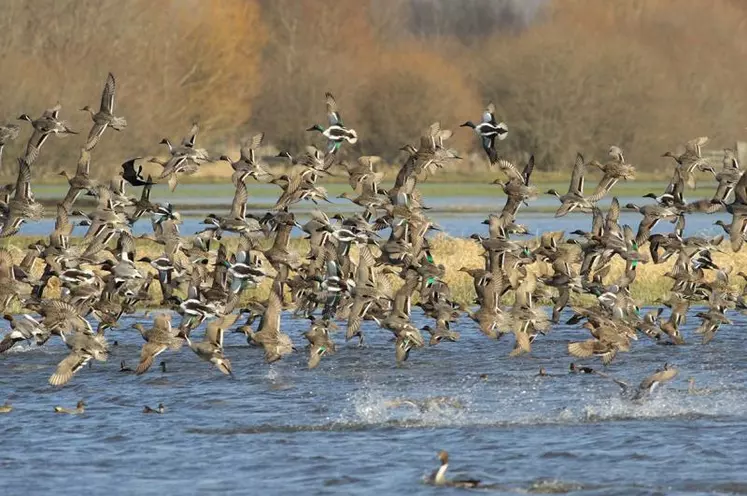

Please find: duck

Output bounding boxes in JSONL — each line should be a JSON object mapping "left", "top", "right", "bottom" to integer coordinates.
{"left": 688, "top": 378, "right": 710, "bottom": 396}
{"left": 18, "top": 103, "right": 78, "bottom": 164}
{"left": 224, "top": 250, "right": 267, "bottom": 293}
{"left": 662, "top": 136, "right": 711, "bottom": 188}
{"left": 59, "top": 149, "right": 98, "bottom": 211}
{"left": 0, "top": 402, "right": 12, "bottom": 413}
{"left": 180, "top": 313, "right": 238, "bottom": 376}
{"left": 159, "top": 122, "right": 210, "bottom": 161}
{"left": 133, "top": 313, "right": 183, "bottom": 375}
{"left": 174, "top": 287, "right": 219, "bottom": 328}
{"left": 304, "top": 317, "right": 336, "bottom": 369}
{"left": 625, "top": 202, "right": 680, "bottom": 246}
{"left": 49, "top": 330, "right": 109, "bottom": 386}
{"left": 0, "top": 313, "right": 47, "bottom": 353}
{"left": 460, "top": 102, "right": 508, "bottom": 162}
{"left": 54, "top": 400, "right": 86, "bottom": 414}
{"left": 586, "top": 147, "right": 636, "bottom": 201}
{"left": 567, "top": 324, "right": 630, "bottom": 366}
{"left": 127, "top": 178, "right": 156, "bottom": 225}
{"left": 659, "top": 295, "right": 688, "bottom": 345}
{"left": 143, "top": 403, "right": 165, "bottom": 414}
{"left": 633, "top": 363, "right": 678, "bottom": 400}
{"left": 80, "top": 72, "right": 127, "bottom": 151}
{"left": 120, "top": 157, "right": 154, "bottom": 187}
{"left": 219, "top": 132, "right": 266, "bottom": 175}
{"left": 569, "top": 362, "right": 595, "bottom": 374}
{"left": 427, "top": 450, "right": 481, "bottom": 488}
{"left": 2, "top": 157, "right": 44, "bottom": 237}
{"left": 547, "top": 153, "right": 593, "bottom": 217}
{"left": 422, "top": 323, "right": 460, "bottom": 346}
{"left": 244, "top": 284, "right": 295, "bottom": 363}
{"left": 119, "top": 360, "right": 133, "bottom": 372}
{"left": 307, "top": 92, "right": 358, "bottom": 153}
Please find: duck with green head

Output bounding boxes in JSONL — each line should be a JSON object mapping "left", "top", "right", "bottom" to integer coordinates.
{"left": 307, "top": 92, "right": 357, "bottom": 154}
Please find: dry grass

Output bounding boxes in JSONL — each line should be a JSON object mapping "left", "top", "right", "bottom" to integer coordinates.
{"left": 431, "top": 235, "right": 747, "bottom": 306}
{"left": 4, "top": 234, "right": 745, "bottom": 309}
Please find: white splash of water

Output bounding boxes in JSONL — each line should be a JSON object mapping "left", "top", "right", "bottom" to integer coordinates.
{"left": 264, "top": 367, "right": 278, "bottom": 381}
{"left": 345, "top": 384, "right": 472, "bottom": 426}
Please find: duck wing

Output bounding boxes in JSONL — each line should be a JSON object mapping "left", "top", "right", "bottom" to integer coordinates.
{"left": 100, "top": 72, "right": 116, "bottom": 113}
{"left": 240, "top": 132, "right": 264, "bottom": 163}
{"left": 522, "top": 155, "right": 535, "bottom": 185}
{"left": 230, "top": 180, "right": 248, "bottom": 219}
{"left": 568, "top": 153, "right": 585, "bottom": 195}
{"left": 180, "top": 122, "right": 200, "bottom": 148}
{"left": 49, "top": 351, "right": 90, "bottom": 386}
{"left": 325, "top": 92, "right": 342, "bottom": 126}
{"left": 483, "top": 102, "right": 496, "bottom": 124}
{"left": 136, "top": 342, "right": 168, "bottom": 375}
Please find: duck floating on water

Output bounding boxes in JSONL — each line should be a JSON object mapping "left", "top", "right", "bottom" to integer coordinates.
{"left": 54, "top": 400, "right": 86, "bottom": 415}
{"left": 427, "top": 450, "right": 481, "bottom": 488}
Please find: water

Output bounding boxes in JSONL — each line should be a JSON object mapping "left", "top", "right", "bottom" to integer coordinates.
{"left": 3, "top": 309, "right": 747, "bottom": 495}
{"left": 21, "top": 182, "right": 731, "bottom": 239}
{"left": 17, "top": 210, "right": 729, "bottom": 240}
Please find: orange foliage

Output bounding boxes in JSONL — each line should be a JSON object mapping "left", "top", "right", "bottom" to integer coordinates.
{"left": 0, "top": 0, "right": 745, "bottom": 178}
{"left": 461, "top": 0, "right": 747, "bottom": 168}
{"left": 0, "top": 0, "right": 266, "bottom": 177}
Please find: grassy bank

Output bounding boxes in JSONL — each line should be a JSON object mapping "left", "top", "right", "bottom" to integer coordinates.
{"left": 3, "top": 234, "right": 743, "bottom": 309}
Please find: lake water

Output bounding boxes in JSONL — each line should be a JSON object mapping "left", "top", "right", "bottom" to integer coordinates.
{"left": 2, "top": 309, "right": 747, "bottom": 495}
{"left": 17, "top": 202, "right": 730, "bottom": 240}
{"left": 21, "top": 181, "right": 731, "bottom": 239}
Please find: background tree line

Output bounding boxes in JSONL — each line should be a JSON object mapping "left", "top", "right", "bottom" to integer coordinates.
{"left": 1, "top": 0, "right": 745, "bottom": 178}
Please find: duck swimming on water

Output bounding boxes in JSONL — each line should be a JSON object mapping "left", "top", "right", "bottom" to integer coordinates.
{"left": 54, "top": 400, "right": 86, "bottom": 415}
{"left": 427, "top": 450, "right": 481, "bottom": 488}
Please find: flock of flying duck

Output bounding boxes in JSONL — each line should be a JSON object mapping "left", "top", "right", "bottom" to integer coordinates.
{"left": 0, "top": 74, "right": 743, "bottom": 415}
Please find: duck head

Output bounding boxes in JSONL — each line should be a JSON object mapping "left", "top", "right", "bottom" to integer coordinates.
{"left": 459, "top": 121, "right": 476, "bottom": 129}
{"left": 17, "top": 114, "right": 32, "bottom": 123}
{"left": 399, "top": 144, "right": 417, "bottom": 155}
{"left": 306, "top": 124, "right": 324, "bottom": 133}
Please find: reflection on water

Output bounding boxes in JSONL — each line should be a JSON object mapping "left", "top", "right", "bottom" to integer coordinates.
{"left": 2, "top": 309, "right": 747, "bottom": 494}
